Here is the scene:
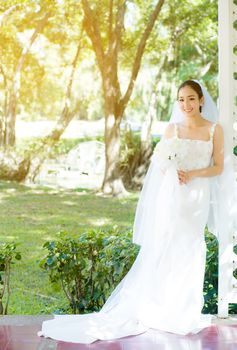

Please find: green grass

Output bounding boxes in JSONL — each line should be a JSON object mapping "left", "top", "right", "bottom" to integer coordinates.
{"left": 0, "top": 181, "right": 139, "bottom": 314}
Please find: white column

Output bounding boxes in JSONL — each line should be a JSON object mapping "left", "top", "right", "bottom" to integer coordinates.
{"left": 218, "top": 0, "right": 234, "bottom": 318}
{"left": 218, "top": 0, "right": 233, "bottom": 150}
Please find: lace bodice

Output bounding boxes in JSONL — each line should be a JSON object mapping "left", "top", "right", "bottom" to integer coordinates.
{"left": 154, "top": 123, "right": 216, "bottom": 172}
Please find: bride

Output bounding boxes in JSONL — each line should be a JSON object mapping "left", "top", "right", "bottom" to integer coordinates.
{"left": 38, "top": 80, "right": 237, "bottom": 344}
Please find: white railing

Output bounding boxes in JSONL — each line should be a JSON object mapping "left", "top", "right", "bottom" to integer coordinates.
{"left": 218, "top": 0, "right": 237, "bottom": 317}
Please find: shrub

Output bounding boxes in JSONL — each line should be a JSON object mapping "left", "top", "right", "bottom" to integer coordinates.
{"left": 119, "top": 129, "right": 160, "bottom": 189}
{"left": 40, "top": 228, "right": 139, "bottom": 314}
{"left": 203, "top": 229, "right": 237, "bottom": 315}
{"left": 0, "top": 243, "right": 21, "bottom": 314}
{"left": 203, "top": 230, "right": 218, "bottom": 314}
{"left": 40, "top": 227, "right": 224, "bottom": 315}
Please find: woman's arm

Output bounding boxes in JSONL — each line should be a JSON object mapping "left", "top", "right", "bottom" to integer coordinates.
{"left": 178, "top": 124, "right": 224, "bottom": 184}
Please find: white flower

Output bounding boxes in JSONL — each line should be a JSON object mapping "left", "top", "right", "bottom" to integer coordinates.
{"left": 153, "top": 140, "right": 178, "bottom": 171}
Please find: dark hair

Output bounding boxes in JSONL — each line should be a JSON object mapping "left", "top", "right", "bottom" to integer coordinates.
{"left": 177, "top": 80, "right": 203, "bottom": 112}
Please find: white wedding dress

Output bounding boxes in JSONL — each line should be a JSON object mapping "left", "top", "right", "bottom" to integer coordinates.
{"left": 38, "top": 123, "right": 217, "bottom": 344}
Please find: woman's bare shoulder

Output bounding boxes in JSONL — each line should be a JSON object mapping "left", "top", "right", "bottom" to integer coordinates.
{"left": 163, "top": 123, "right": 175, "bottom": 138}
{"left": 213, "top": 122, "right": 222, "bottom": 129}
{"left": 213, "top": 123, "right": 223, "bottom": 138}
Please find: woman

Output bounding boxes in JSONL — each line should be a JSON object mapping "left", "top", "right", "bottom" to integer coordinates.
{"left": 38, "top": 80, "right": 237, "bottom": 344}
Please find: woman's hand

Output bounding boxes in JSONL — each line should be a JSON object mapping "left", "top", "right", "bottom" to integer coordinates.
{"left": 177, "top": 170, "right": 195, "bottom": 185}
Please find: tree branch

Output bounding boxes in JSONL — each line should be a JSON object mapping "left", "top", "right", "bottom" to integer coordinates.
{"left": 14, "top": 11, "right": 51, "bottom": 78}
{"left": 0, "top": 63, "right": 8, "bottom": 125}
{"left": 107, "top": 0, "right": 126, "bottom": 104}
{"left": 120, "top": 0, "right": 165, "bottom": 114}
{"left": 114, "top": 0, "right": 126, "bottom": 56}
{"left": 60, "top": 276, "right": 74, "bottom": 305}
{"left": 5, "top": 11, "right": 51, "bottom": 146}
{"left": 108, "top": 0, "right": 126, "bottom": 57}
{"left": 0, "top": 5, "right": 20, "bottom": 26}
{"left": 4, "top": 262, "right": 10, "bottom": 315}
{"left": 108, "top": 0, "right": 114, "bottom": 51}
{"left": 48, "top": 29, "right": 84, "bottom": 140}
{"left": 82, "top": 0, "right": 105, "bottom": 77}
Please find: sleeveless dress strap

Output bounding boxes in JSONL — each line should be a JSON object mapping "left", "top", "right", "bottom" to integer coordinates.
{"left": 209, "top": 123, "right": 217, "bottom": 141}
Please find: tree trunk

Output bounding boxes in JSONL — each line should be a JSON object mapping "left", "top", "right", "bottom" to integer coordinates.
{"left": 48, "top": 32, "right": 83, "bottom": 141}
{"left": 130, "top": 91, "right": 156, "bottom": 188}
{"left": 140, "top": 91, "right": 156, "bottom": 153}
{"left": 0, "top": 64, "right": 7, "bottom": 146}
{"left": 101, "top": 100, "right": 128, "bottom": 196}
{"left": 26, "top": 35, "right": 83, "bottom": 182}
{"left": 127, "top": 56, "right": 168, "bottom": 189}
{"left": 82, "top": 0, "right": 165, "bottom": 196}
{"left": 5, "top": 89, "right": 17, "bottom": 146}
{"left": 101, "top": 76, "right": 128, "bottom": 196}
{"left": 5, "top": 12, "right": 51, "bottom": 147}
{"left": 139, "top": 55, "right": 168, "bottom": 156}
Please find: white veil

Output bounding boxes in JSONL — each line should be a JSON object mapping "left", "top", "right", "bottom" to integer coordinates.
{"left": 133, "top": 80, "right": 237, "bottom": 245}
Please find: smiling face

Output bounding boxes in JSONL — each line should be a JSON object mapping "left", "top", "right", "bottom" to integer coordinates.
{"left": 178, "top": 85, "right": 204, "bottom": 118}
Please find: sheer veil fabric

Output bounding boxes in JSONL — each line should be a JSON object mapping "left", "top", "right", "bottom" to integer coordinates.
{"left": 38, "top": 81, "right": 237, "bottom": 344}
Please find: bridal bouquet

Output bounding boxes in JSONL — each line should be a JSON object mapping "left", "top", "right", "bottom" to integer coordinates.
{"left": 152, "top": 139, "right": 178, "bottom": 172}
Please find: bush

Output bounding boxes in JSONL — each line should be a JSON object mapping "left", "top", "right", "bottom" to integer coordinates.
{"left": 0, "top": 243, "right": 21, "bottom": 314}
{"left": 40, "top": 227, "right": 225, "bottom": 315}
{"left": 119, "top": 128, "right": 160, "bottom": 189}
{"left": 203, "top": 229, "right": 237, "bottom": 315}
{"left": 203, "top": 230, "right": 218, "bottom": 314}
{"left": 40, "top": 228, "right": 139, "bottom": 314}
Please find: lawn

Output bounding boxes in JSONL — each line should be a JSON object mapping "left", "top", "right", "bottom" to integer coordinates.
{"left": 0, "top": 180, "right": 139, "bottom": 314}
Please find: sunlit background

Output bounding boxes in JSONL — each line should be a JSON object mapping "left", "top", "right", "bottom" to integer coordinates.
{"left": 1, "top": 0, "right": 234, "bottom": 317}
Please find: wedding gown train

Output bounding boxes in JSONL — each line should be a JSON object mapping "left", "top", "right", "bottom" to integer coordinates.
{"left": 38, "top": 123, "right": 217, "bottom": 344}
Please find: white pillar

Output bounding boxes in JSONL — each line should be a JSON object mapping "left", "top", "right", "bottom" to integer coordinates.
{"left": 218, "top": 0, "right": 234, "bottom": 318}
{"left": 218, "top": 0, "right": 233, "bottom": 150}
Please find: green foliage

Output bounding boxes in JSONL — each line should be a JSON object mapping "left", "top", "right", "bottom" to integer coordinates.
{"left": 0, "top": 242, "right": 21, "bottom": 315}
{"left": 17, "top": 136, "right": 104, "bottom": 158}
{"left": 203, "top": 229, "right": 237, "bottom": 315}
{"left": 119, "top": 128, "right": 142, "bottom": 169}
{"left": 40, "top": 228, "right": 139, "bottom": 314}
{"left": 41, "top": 226, "right": 222, "bottom": 315}
{"left": 0, "top": 1, "right": 102, "bottom": 123}
{"left": 203, "top": 230, "right": 218, "bottom": 314}
{"left": 234, "top": 145, "right": 237, "bottom": 157}
{"left": 0, "top": 0, "right": 219, "bottom": 126}
{"left": 127, "top": 0, "right": 218, "bottom": 122}
{"left": 0, "top": 180, "right": 138, "bottom": 314}
{"left": 119, "top": 128, "right": 160, "bottom": 188}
